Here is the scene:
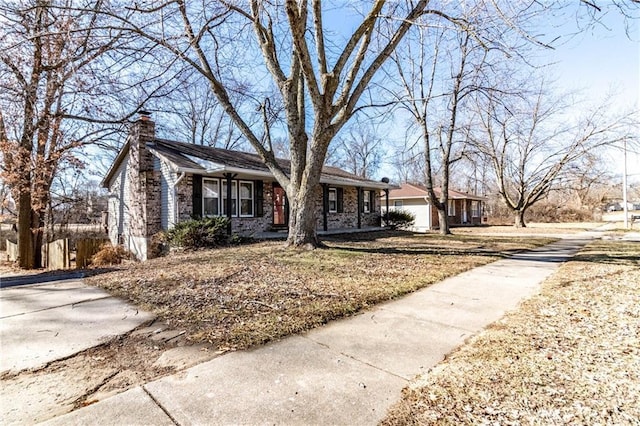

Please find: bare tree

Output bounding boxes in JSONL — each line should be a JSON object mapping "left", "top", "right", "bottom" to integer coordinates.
{"left": 158, "top": 71, "right": 246, "bottom": 149}
{"left": 390, "top": 142, "right": 425, "bottom": 184}
{"left": 0, "top": 1, "right": 130, "bottom": 268}
{"left": 389, "top": 17, "right": 497, "bottom": 234}
{"left": 102, "top": 0, "right": 437, "bottom": 248}
{"left": 561, "top": 150, "right": 615, "bottom": 210}
{"left": 472, "top": 84, "right": 634, "bottom": 227}
{"left": 330, "top": 118, "right": 384, "bottom": 179}
{"left": 0, "top": 0, "right": 167, "bottom": 268}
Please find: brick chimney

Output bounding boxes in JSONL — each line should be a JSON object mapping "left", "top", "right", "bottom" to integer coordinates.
{"left": 129, "top": 110, "right": 155, "bottom": 173}
{"left": 127, "top": 111, "right": 161, "bottom": 260}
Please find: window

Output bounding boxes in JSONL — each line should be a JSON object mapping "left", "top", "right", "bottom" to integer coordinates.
{"left": 222, "top": 180, "right": 238, "bottom": 217}
{"left": 203, "top": 178, "right": 220, "bottom": 217}
{"left": 472, "top": 201, "right": 480, "bottom": 218}
{"left": 394, "top": 200, "right": 403, "bottom": 208}
{"left": 448, "top": 200, "right": 456, "bottom": 216}
{"left": 328, "top": 188, "right": 337, "bottom": 212}
{"left": 363, "top": 190, "right": 371, "bottom": 213}
{"left": 239, "top": 181, "right": 254, "bottom": 217}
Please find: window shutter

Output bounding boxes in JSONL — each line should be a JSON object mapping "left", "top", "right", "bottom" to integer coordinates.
{"left": 337, "top": 187, "right": 344, "bottom": 213}
{"left": 255, "top": 180, "right": 264, "bottom": 217}
{"left": 192, "top": 174, "right": 202, "bottom": 218}
{"left": 369, "top": 190, "right": 375, "bottom": 212}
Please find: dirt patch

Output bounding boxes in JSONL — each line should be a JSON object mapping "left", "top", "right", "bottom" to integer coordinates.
{"left": 0, "top": 319, "right": 217, "bottom": 424}
{"left": 382, "top": 240, "right": 640, "bottom": 424}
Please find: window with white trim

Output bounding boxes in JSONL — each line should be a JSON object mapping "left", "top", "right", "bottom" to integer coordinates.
{"left": 472, "top": 201, "right": 480, "bottom": 218}
{"left": 394, "top": 200, "right": 403, "bottom": 208}
{"left": 203, "top": 178, "right": 220, "bottom": 217}
{"left": 222, "top": 180, "right": 238, "bottom": 217}
{"left": 448, "top": 200, "right": 456, "bottom": 216}
{"left": 239, "top": 181, "right": 254, "bottom": 217}
{"left": 363, "top": 190, "right": 371, "bottom": 213}
{"left": 328, "top": 188, "right": 337, "bottom": 212}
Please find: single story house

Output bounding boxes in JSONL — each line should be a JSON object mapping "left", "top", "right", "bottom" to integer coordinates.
{"left": 102, "top": 112, "right": 395, "bottom": 260}
{"left": 384, "top": 183, "right": 486, "bottom": 232}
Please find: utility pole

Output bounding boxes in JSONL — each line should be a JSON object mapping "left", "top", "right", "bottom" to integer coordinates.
{"left": 623, "top": 138, "right": 629, "bottom": 229}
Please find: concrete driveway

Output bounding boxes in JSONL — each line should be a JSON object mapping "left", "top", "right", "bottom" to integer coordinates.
{"left": 0, "top": 279, "right": 154, "bottom": 375}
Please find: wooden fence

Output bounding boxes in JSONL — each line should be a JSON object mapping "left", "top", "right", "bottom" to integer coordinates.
{"left": 5, "top": 238, "right": 109, "bottom": 270}
{"left": 45, "top": 238, "right": 70, "bottom": 269}
{"left": 76, "top": 238, "right": 109, "bottom": 269}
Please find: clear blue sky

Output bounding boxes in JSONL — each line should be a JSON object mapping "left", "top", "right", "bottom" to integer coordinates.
{"left": 543, "top": 8, "right": 638, "bottom": 108}
{"left": 539, "top": 8, "right": 639, "bottom": 179}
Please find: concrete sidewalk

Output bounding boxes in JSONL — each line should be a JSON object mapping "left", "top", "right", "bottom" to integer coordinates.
{"left": 42, "top": 236, "right": 595, "bottom": 426}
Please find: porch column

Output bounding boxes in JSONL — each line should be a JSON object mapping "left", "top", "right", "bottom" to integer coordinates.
{"left": 383, "top": 188, "right": 390, "bottom": 227}
{"left": 223, "top": 173, "right": 237, "bottom": 235}
{"left": 322, "top": 183, "right": 329, "bottom": 232}
{"left": 356, "top": 187, "right": 362, "bottom": 229}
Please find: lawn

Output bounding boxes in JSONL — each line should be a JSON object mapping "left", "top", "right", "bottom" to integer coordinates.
{"left": 87, "top": 230, "right": 555, "bottom": 351}
{"left": 382, "top": 239, "right": 640, "bottom": 425}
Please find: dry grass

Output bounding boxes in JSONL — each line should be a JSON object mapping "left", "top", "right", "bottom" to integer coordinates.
{"left": 382, "top": 239, "right": 640, "bottom": 425}
{"left": 87, "top": 231, "right": 554, "bottom": 351}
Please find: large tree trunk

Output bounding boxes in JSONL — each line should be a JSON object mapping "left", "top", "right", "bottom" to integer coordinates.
{"left": 32, "top": 208, "right": 44, "bottom": 268}
{"left": 514, "top": 209, "right": 526, "bottom": 228}
{"left": 284, "top": 134, "right": 327, "bottom": 249}
{"left": 437, "top": 207, "right": 450, "bottom": 235}
{"left": 17, "top": 192, "right": 34, "bottom": 269}
{"left": 286, "top": 191, "right": 319, "bottom": 249}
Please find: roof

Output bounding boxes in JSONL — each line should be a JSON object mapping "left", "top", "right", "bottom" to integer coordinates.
{"left": 103, "top": 137, "right": 395, "bottom": 190}
{"left": 388, "top": 183, "right": 486, "bottom": 201}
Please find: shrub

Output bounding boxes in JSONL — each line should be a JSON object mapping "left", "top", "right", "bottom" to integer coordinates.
{"left": 382, "top": 210, "right": 415, "bottom": 230}
{"left": 167, "top": 217, "right": 231, "bottom": 249}
{"left": 92, "top": 243, "right": 132, "bottom": 266}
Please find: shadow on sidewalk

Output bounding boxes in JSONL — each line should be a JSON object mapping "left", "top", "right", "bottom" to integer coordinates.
{"left": 0, "top": 268, "right": 117, "bottom": 289}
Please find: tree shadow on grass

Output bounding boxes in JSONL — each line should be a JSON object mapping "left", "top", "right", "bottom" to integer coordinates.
{"left": 573, "top": 248, "right": 640, "bottom": 267}
{"left": 322, "top": 242, "right": 515, "bottom": 260}
{"left": 0, "top": 267, "right": 119, "bottom": 288}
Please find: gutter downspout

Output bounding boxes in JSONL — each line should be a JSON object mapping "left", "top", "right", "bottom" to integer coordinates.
{"left": 172, "top": 172, "right": 186, "bottom": 227}
{"left": 424, "top": 196, "right": 431, "bottom": 230}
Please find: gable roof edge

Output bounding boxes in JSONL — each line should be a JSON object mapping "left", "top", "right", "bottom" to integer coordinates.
{"left": 101, "top": 139, "right": 131, "bottom": 188}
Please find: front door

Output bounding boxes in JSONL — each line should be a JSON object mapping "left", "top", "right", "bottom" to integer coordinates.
{"left": 273, "top": 185, "right": 288, "bottom": 227}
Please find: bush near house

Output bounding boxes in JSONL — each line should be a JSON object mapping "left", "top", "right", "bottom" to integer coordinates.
{"left": 167, "top": 217, "right": 232, "bottom": 250}
{"left": 382, "top": 210, "right": 416, "bottom": 230}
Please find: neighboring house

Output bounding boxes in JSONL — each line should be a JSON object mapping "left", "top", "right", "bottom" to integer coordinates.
{"left": 384, "top": 183, "right": 486, "bottom": 232}
{"left": 102, "top": 113, "right": 394, "bottom": 260}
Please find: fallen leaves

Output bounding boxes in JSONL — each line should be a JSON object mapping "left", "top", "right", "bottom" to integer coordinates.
{"left": 87, "top": 231, "right": 553, "bottom": 351}
{"left": 382, "top": 240, "right": 640, "bottom": 425}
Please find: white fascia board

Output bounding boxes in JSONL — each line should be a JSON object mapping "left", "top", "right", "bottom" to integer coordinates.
{"left": 215, "top": 166, "right": 274, "bottom": 178}
{"left": 177, "top": 164, "right": 274, "bottom": 178}
{"left": 387, "top": 195, "right": 430, "bottom": 200}
{"left": 320, "top": 176, "right": 398, "bottom": 190}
